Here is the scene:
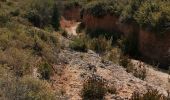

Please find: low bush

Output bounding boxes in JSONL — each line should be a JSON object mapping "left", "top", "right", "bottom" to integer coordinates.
{"left": 86, "top": 29, "right": 120, "bottom": 43}
{"left": 0, "top": 47, "right": 34, "bottom": 76}
{"left": 0, "top": 22, "right": 60, "bottom": 76}
{"left": 69, "top": 36, "right": 88, "bottom": 52}
{"left": 0, "top": 13, "right": 10, "bottom": 27}
{"left": 84, "top": 0, "right": 121, "bottom": 18}
{"left": 81, "top": 75, "right": 107, "bottom": 100}
{"left": 129, "top": 66, "right": 147, "bottom": 80}
{"left": 107, "top": 84, "right": 117, "bottom": 94}
{"left": 10, "top": 9, "right": 20, "bottom": 16}
{"left": 26, "top": 0, "right": 54, "bottom": 27}
{"left": 26, "top": 0, "right": 60, "bottom": 29}
{"left": 120, "top": 0, "right": 144, "bottom": 22}
{"left": 88, "top": 36, "right": 112, "bottom": 54}
{"left": 131, "top": 88, "right": 166, "bottom": 100}
{"left": 38, "top": 62, "right": 53, "bottom": 80}
{"left": 119, "top": 55, "right": 147, "bottom": 80}
{"left": 0, "top": 75, "right": 56, "bottom": 100}
{"left": 133, "top": 66, "right": 147, "bottom": 80}
{"left": 104, "top": 48, "right": 121, "bottom": 64}
{"left": 119, "top": 55, "right": 131, "bottom": 68}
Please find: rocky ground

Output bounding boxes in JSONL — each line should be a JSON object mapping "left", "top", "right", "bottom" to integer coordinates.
{"left": 51, "top": 48, "right": 168, "bottom": 100}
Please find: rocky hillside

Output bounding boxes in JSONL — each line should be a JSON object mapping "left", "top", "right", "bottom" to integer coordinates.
{"left": 55, "top": 19, "right": 170, "bottom": 99}
{"left": 0, "top": 0, "right": 170, "bottom": 100}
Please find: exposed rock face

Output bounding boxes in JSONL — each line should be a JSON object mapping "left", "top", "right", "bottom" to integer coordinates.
{"left": 139, "top": 30, "right": 170, "bottom": 66}
{"left": 63, "top": 6, "right": 81, "bottom": 21}
{"left": 82, "top": 14, "right": 139, "bottom": 35}
{"left": 82, "top": 13, "right": 170, "bottom": 66}
{"left": 82, "top": 14, "right": 119, "bottom": 32}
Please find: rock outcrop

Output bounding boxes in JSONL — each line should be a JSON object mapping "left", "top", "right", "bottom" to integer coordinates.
{"left": 82, "top": 13, "right": 170, "bottom": 66}
{"left": 82, "top": 14, "right": 120, "bottom": 32}
{"left": 53, "top": 48, "right": 167, "bottom": 100}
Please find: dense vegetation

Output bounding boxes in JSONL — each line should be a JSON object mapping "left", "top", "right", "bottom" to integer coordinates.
{"left": 0, "top": 0, "right": 61, "bottom": 99}
{"left": 81, "top": 0, "right": 170, "bottom": 33}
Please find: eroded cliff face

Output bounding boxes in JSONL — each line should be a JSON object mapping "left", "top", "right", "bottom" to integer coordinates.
{"left": 139, "top": 30, "right": 170, "bottom": 66}
{"left": 82, "top": 14, "right": 139, "bottom": 36}
{"left": 63, "top": 6, "right": 81, "bottom": 21}
{"left": 82, "top": 14, "right": 119, "bottom": 32}
{"left": 62, "top": 7, "right": 170, "bottom": 66}
{"left": 82, "top": 13, "right": 170, "bottom": 66}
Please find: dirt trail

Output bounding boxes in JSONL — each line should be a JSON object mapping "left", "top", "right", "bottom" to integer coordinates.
{"left": 60, "top": 17, "right": 80, "bottom": 36}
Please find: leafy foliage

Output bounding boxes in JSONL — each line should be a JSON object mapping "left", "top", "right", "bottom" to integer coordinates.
{"left": 83, "top": 0, "right": 121, "bottom": 17}
{"left": 83, "top": 0, "right": 170, "bottom": 33}
{"left": 134, "top": 0, "right": 170, "bottom": 33}
{"left": 26, "top": 0, "right": 60, "bottom": 29}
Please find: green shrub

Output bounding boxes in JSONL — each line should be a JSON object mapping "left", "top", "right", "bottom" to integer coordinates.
{"left": 51, "top": 3, "right": 60, "bottom": 31}
{"left": 33, "top": 37, "right": 43, "bottom": 56}
{"left": 134, "top": 0, "right": 170, "bottom": 33}
{"left": 84, "top": 0, "right": 121, "bottom": 17}
{"left": 131, "top": 88, "right": 165, "bottom": 100}
{"left": 0, "top": 23, "right": 60, "bottom": 76}
{"left": 38, "top": 62, "right": 53, "bottom": 80}
{"left": 133, "top": 66, "right": 147, "bottom": 80}
{"left": 26, "top": 0, "right": 60, "bottom": 29}
{"left": 10, "top": 9, "right": 20, "bottom": 16}
{"left": 69, "top": 36, "right": 88, "bottom": 52}
{"left": 64, "top": 0, "right": 82, "bottom": 10}
{"left": 0, "top": 47, "right": 34, "bottom": 76}
{"left": 28, "top": 28, "right": 60, "bottom": 62}
{"left": 86, "top": 29, "right": 120, "bottom": 43}
{"left": 120, "top": 0, "right": 144, "bottom": 22}
{"left": 0, "top": 75, "right": 56, "bottom": 100}
{"left": 119, "top": 55, "right": 130, "bottom": 68}
{"left": 81, "top": 75, "right": 107, "bottom": 100}
{"left": 69, "top": 35, "right": 112, "bottom": 54}
{"left": 0, "top": 13, "right": 10, "bottom": 27}
{"left": 88, "top": 36, "right": 112, "bottom": 54}
{"left": 104, "top": 48, "right": 121, "bottom": 64}
{"left": 119, "top": 55, "right": 147, "bottom": 80}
